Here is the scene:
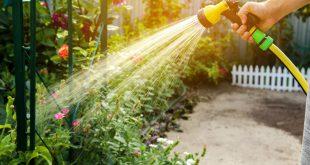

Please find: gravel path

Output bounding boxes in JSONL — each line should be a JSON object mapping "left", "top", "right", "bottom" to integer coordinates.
{"left": 167, "top": 83, "right": 306, "bottom": 165}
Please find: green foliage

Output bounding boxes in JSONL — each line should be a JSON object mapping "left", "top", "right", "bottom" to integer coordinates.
{"left": 142, "top": 0, "right": 187, "bottom": 28}
{"left": 68, "top": 70, "right": 204, "bottom": 164}
{"left": 184, "top": 33, "right": 231, "bottom": 84}
{"left": 122, "top": 13, "right": 147, "bottom": 42}
{"left": 32, "top": 54, "right": 202, "bottom": 163}
{"left": 295, "top": 5, "right": 310, "bottom": 22}
{"left": 0, "top": 96, "right": 63, "bottom": 164}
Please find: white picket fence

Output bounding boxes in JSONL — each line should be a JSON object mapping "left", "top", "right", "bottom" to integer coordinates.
{"left": 231, "top": 65, "right": 310, "bottom": 92}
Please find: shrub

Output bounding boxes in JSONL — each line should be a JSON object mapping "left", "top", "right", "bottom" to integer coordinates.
{"left": 184, "top": 31, "right": 232, "bottom": 84}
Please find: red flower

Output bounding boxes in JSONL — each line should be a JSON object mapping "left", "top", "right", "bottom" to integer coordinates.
{"left": 61, "top": 108, "right": 70, "bottom": 116}
{"left": 112, "top": 0, "right": 126, "bottom": 6}
{"left": 58, "top": 44, "right": 69, "bottom": 59}
{"left": 219, "top": 67, "right": 228, "bottom": 76}
{"left": 81, "top": 21, "right": 92, "bottom": 41}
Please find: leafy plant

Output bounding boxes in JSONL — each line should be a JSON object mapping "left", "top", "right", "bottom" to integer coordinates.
{"left": 0, "top": 96, "right": 61, "bottom": 164}
{"left": 184, "top": 32, "right": 231, "bottom": 84}
{"left": 295, "top": 5, "right": 310, "bottom": 22}
{"left": 142, "top": 0, "right": 188, "bottom": 28}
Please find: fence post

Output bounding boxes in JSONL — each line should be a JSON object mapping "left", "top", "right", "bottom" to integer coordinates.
{"left": 68, "top": 0, "right": 73, "bottom": 77}
{"left": 271, "top": 66, "right": 276, "bottom": 91}
{"left": 249, "top": 65, "right": 253, "bottom": 88}
{"left": 12, "top": 0, "right": 27, "bottom": 152}
{"left": 259, "top": 66, "right": 265, "bottom": 89}
{"left": 283, "top": 68, "right": 288, "bottom": 91}
{"left": 232, "top": 65, "right": 236, "bottom": 85}
{"left": 254, "top": 66, "right": 259, "bottom": 87}
{"left": 276, "top": 67, "right": 282, "bottom": 91}
{"left": 243, "top": 65, "right": 248, "bottom": 87}
{"left": 288, "top": 68, "right": 293, "bottom": 92}
{"left": 101, "top": 0, "right": 108, "bottom": 53}
{"left": 265, "top": 66, "right": 270, "bottom": 89}
{"left": 237, "top": 65, "right": 242, "bottom": 85}
{"left": 240, "top": 65, "right": 244, "bottom": 86}
{"left": 67, "top": 0, "right": 75, "bottom": 161}
{"left": 29, "top": 0, "right": 36, "bottom": 151}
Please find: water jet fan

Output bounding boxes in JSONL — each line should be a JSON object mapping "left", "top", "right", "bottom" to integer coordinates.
{"left": 197, "top": 0, "right": 308, "bottom": 95}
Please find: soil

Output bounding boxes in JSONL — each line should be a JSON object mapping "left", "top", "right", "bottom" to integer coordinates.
{"left": 167, "top": 82, "right": 306, "bottom": 165}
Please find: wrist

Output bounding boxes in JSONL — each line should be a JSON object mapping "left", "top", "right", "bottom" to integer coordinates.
{"left": 265, "top": 0, "right": 310, "bottom": 21}
{"left": 264, "top": 0, "right": 284, "bottom": 22}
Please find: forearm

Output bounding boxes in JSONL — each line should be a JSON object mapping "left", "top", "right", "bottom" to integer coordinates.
{"left": 266, "top": 0, "right": 310, "bottom": 21}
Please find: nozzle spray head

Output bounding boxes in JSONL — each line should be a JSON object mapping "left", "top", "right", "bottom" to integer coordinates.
{"left": 197, "top": 0, "right": 257, "bottom": 30}
{"left": 197, "top": 1, "right": 230, "bottom": 28}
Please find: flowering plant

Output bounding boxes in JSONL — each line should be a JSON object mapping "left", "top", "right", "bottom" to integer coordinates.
{"left": 58, "top": 44, "right": 69, "bottom": 59}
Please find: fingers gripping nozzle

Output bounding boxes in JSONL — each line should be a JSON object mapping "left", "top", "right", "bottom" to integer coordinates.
{"left": 197, "top": 0, "right": 273, "bottom": 51}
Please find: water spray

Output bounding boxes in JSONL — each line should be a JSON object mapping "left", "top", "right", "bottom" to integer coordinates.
{"left": 197, "top": 0, "right": 308, "bottom": 95}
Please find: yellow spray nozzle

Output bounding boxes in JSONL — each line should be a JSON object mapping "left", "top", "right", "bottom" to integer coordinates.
{"left": 197, "top": 1, "right": 229, "bottom": 28}
{"left": 197, "top": 0, "right": 257, "bottom": 31}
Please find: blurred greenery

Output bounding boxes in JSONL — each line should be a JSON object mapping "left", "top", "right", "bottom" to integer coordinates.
{"left": 295, "top": 5, "right": 310, "bottom": 22}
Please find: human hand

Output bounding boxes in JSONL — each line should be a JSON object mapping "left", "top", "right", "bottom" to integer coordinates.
{"left": 231, "top": 1, "right": 280, "bottom": 43}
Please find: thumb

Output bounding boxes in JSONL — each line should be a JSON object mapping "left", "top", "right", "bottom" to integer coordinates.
{"left": 238, "top": 3, "right": 254, "bottom": 24}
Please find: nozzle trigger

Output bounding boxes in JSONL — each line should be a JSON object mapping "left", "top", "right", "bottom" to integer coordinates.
{"left": 223, "top": 0, "right": 259, "bottom": 31}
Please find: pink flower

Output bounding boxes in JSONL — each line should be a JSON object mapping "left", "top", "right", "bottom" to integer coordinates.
{"left": 61, "top": 108, "right": 70, "bottom": 116}
{"left": 52, "top": 13, "right": 68, "bottom": 29}
{"left": 130, "top": 55, "right": 143, "bottom": 64}
{"left": 52, "top": 92, "right": 59, "bottom": 99}
{"left": 54, "top": 112, "right": 65, "bottom": 120}
{"left": 72, "top": 120, "right": 80, "bottom": 127}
